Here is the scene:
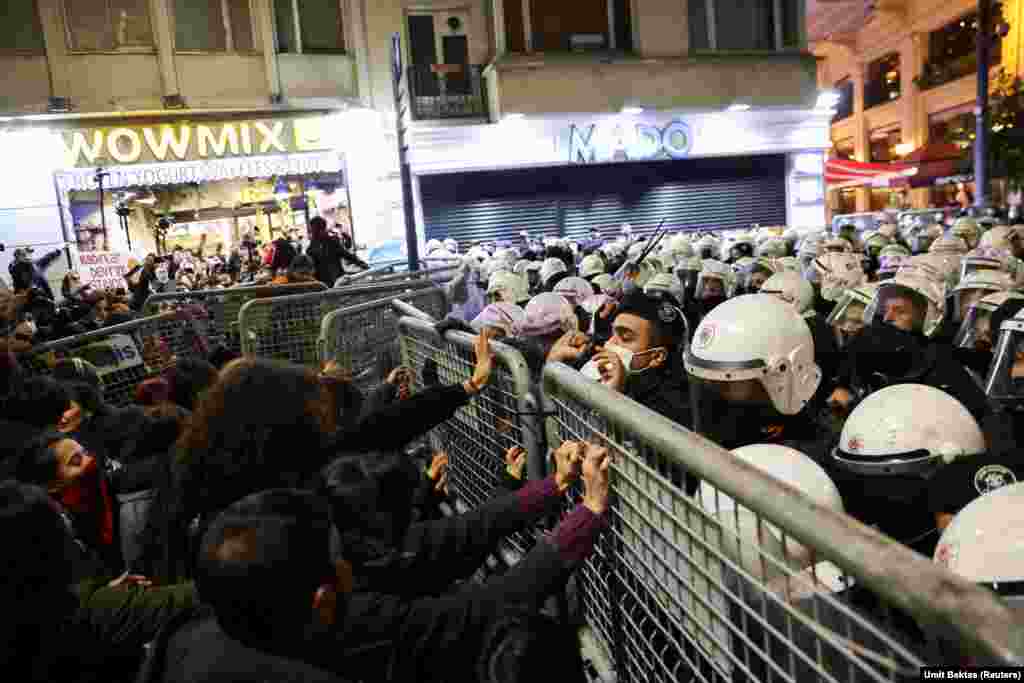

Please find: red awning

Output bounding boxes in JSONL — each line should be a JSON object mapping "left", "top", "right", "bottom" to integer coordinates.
{"left": 888, "top": 142, "right": 966, "bottom": 189}
{"left": 825, "top": 158, "right": 915, "bottom": 188}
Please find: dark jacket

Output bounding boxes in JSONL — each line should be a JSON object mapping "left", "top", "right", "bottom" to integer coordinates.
{"left": 307, "top": 236, "right": 368, "bottom": 287}
{"left": 16, "top": 579, "right": 198, "bottom": 683}
{"left": 139, "top": 611, "right": 350, "bottom": 683}
{"left": 9, "top": 249, "right": 61, "bottom": 298}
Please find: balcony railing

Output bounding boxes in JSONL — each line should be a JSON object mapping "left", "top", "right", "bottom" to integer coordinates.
{"left": 407, "top": 64, "right": 488, "bottom": 121}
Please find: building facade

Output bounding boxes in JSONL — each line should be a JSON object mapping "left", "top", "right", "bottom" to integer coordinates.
{"left": 812, "top": 0, "right": 1024, "bottom": 219}
{"left": 0, "top": 0, "right": 831, "bottom": 293}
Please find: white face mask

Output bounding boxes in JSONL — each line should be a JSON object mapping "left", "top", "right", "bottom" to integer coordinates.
{"left": 581, "top": 342, "right": 664, "bottom": 380}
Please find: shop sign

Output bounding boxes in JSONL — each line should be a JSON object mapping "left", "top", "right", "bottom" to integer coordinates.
{"left": 72, "top": 334, "right": 144, "bottom": 378}
{"left": 565, "top": 120, "right": 693, "bottom": 164}
{"left": 61, "top": 116, "right": 334, "bottom": 168}
{"left": 77, "top": 251, "right": 134, "bottom": 291}
{"left": 55, "top": 151, "right": 342, "bottom": 194}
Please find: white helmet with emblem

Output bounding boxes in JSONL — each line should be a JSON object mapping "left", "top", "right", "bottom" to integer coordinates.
{"left": 686, "top": 294, "right": 821, "bottom": 415}
{"left": 698, "top": 444, "right": 844, "bottom": 577}
{"left": 539, "top": 257, "right": 569, "bottom": 289}
{"left": 866, "top": 261, "right": 949, "bottom": 337}
{"left": 590, "top": 273, "right": 615, "bottom": 294}
{"left": 643, "top": 272, "right": 686, "bottom": 308}
{"left": 933, "top": 481, "right": 1024, "bottom": 607}
{"left": 759, "top": 270, "right": 815, "bottom": 317}
{"left": 554, "top": 276, "right": 595, "bottom": 305}
{"left": 814, "top": 251, "right": 866, "bottom": 302}
{"left": 756, "top": 237, "right": 788, "bottom": 259}
{"left": 832, "top": 384, "right": 985, "bottom": 477}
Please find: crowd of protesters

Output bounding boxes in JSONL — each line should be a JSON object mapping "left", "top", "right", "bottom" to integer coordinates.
{"left": 2, "top": 209, "right": 1024, "bottom": 680}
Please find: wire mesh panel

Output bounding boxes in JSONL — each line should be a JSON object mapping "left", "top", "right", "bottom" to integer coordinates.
{"left": 542, "top": 363, "right": 1024, "bottom": 683}
{"left": 142, "top": 283, "right": 326, "bottom": 352}
{"left": 316, "top": 289, "right": 448, "bottom": 392}
{"left": 239, "top": 281, "right": 442, "bottom": 365}
{"left": 18, "top": 311, "right": 209, "bottom": 406}
{"left": 397, "top": 316, "right": 546, "bottom": 557}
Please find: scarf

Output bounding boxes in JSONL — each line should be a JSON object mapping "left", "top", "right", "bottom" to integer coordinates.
{"left": 58, "top": 459, "right": 115, "bottom": 547}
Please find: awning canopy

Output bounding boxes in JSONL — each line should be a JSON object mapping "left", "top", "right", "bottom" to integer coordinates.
{"left": 888, "top": 143, "right": 966, "bottom": 189}
{"left": 825, "top": 158, "right": 916, "bottom": 190}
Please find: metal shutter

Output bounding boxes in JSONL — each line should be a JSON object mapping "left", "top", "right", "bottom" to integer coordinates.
{"left": 420, "top": 155, "right": 786, "bottom": 245}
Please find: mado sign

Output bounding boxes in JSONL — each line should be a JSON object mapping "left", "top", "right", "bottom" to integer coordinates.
{"left": 566, "top": 120, "right": 693, "bottom": 164}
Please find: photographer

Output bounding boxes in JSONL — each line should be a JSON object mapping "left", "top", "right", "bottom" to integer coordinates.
{"left": 8, "top": 246, "right": 62, "bottom": 300}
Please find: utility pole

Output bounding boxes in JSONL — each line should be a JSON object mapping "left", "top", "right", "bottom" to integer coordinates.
{"left": 974, "top": 0, "right": 993, "bottom": 209}
{"left": 391, "top": 33, "right": 420, "bottom": 272}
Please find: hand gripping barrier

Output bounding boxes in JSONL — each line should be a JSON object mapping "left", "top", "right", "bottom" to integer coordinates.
{"left": 397, "top": 316, "right": 547, "bottom": 558}
{"left": 238, "top": 281, "right": 442, "bottom": 366}
{"left": 141, "top": 282, "right": 326, "bottom": 352}
{"left": 18, "top": 310, "right": 210, "bottom": 407}
{"left": 314, "top": 289, "right": 448, "bottom": 391}
{"left": 541, "top": 362, "right": 1024, "bottom": 683}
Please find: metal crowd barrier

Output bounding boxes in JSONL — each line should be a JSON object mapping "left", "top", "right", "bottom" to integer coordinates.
{"left": 237, "top": 281, "right": 442, "bottom": 366}
{"left": 18, "top": 311, "right": 209, "bottom": 407}
{"left": 315, "top": 290, "right": 448, "bottom": 391}
{"left": 338, "top": 262, "right": 463, "bottom": 289}
{"left": 541, "top": 362, "right": 1024, "bottom": 682}
{"left": 141, "top": 283, "right": 326, "bottom": 352}
{"left": 397, "top": 316, "right": 546, "bottom": 557}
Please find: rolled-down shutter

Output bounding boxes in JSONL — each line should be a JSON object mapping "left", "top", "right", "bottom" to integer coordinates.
{"left": 420, "top": 155, "right": 787, "bottom": 245}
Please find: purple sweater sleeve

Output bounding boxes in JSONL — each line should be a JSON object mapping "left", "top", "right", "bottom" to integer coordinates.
{"left": 552, "top": 504, "right": 608, "bottom": 565}
{"left": 513, "top": 474, "right": 560, "bottom": 515}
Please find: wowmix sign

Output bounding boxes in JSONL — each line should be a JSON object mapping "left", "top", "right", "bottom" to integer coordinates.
{"left": 565, "top": 120, "right": 694, "bottom": 164}
{"left": 61, "top": 116, "right": 335, "bottom": 168}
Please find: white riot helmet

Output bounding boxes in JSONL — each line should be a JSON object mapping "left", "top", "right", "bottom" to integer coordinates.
{"left": 826, "top": 282, "right": 880, "bottom": 349}
{"left": 930, "top": 235, "right": 969, "bottom": 256}
{"left": 627, "top": 241, "right": 647, "bottom": 262}
{"left": 774, "top": 256, "right": 802, "bottom": 274}
{"left": 695, "top": 259, "right": 738, "bottom": 300}
{"left": 554, "top": 276, "right": 595, "bottom": 305}
{"left": 539, "top": 257, "right": 569, "bottom": 290}
{"left": 698, "top": 445, "right": 844, "bottom": 577}
{"left": 980, "top": 225, "right": 1020, "bottom": 253}
{"left": 960, "top": 246, "right": 1021, "bottom": 284}
{"left": 739, "top": 257, "right": 778, "bottom": 294}
{"left": 880, "top": 243, "right": 912, "bottom": 260}
{"left": 425, "top": 239, "right": 443, "bottom": 255}
{"left": 443, "top": 238, "right": 459, "bottom": 254}
{"left": 695, "top": 234, "right": 721, "bottom": 259}
{"left": 984, "top": 307, "right": 1024, "bottom": 403}
{"left": 662, "top": 234, "right": 695, "bottom": 264}
{"left": 909, "top": 222, "right": 944, "bottom": 254}
{"left": 643, "top": 272, "right": 686, "bottom": 308}
{"left": 832, "top": 384, "right": 985, "bottom": 477}
{"left": 951, "top": 270, "right": 1013, "bottom": 324}
{"left": 686, "top": 295, "right": 821, "bottom": 415}
{"left": 675, "top": 255, "right": 704, "bottom": 292}
{"left": 720, "top": 233, "right": 755, "bottom": 262}
{"left": 934, "top": 482, "right": 1024, "bottom": 611}
{"left": 600, "top": 242, "right": 625, "bottom": 262}
{"left": 487, "top": 270, "right": 530, "bottom": 305}
{"left": 590, "top": 273, "right": 615, "bottom": 294}
{"left": 814, "top": 251, "right": 866, "bottom": 303}
{"left": 822, "top": 236, "right": 853, "bottom": 254}
{"left": 756, "top": 237, "right": 788, "bottom": 259}
{"left": 513, "top": 259, "right": 532, "bottom": 277}
{"left": 625, "top": 259, "right": 657, "bottom": 289}
{"left": 493, "top": 248, "right": 518, "bottom": 266}
{"left": 951, "top": 217, "right": 982, "bottom": 250}
{"left": 759, "top": 271, "right": 815, "bottom": 318}
{"left": 865, "top": 264, "right": 948, "bottom": 337}
{"left": 954, "top": 290, "right": 1024, "bottom": 351}
{"left": 467, "top": 246, "right": 489, "bottom": 263}
{"left": 797, "top": 232, "right": 825, "bottom": 271}
{"left": 579, "top": 254, "right": 606, "bottom": 280}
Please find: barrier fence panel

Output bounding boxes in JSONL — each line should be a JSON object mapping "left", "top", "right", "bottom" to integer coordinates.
{"left": 18, "top": 311, "right": 210, "bottom": 406}
{"left": 542, "top": 362, "right": 1024, "bottom": 683}
{"left": 398, "top": 316, "right": 546, "bottom": 557}
{"left": 238, "top": 281, "right": 442, "bottom": 366}
{"left": 315, "top": 289, "right": 448, "bottom": 391}
{"left": 340, "top": 263, "right": 463, "bottom": 288}
{"left": 142, "top": 283, "right": 326, "bottom": 352}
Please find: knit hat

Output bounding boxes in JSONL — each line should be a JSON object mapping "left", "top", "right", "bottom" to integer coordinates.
{"left": 471, "top": 303, "right": 526, "bottom": 337}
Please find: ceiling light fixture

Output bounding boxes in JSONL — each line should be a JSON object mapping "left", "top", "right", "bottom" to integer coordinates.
{"left": 621, "top": 106, "right": 644, "bottom": 115}
{"left": 727, "top": 103, "right": 751, "bottom": 112}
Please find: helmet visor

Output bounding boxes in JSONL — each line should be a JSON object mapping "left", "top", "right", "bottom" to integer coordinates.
{"left": 953, "top": 305, "right": 996, "bottom": 351}
{"left": 695, "top": 272, "right": 729, "bottom": 300}
{"left": 984, "top": 324, "right": 1024, "bottom": 401}
{"left": 865, "top": 283, "right": 929, "bottom": 333}
{"left": 960, "top": 260, "right": 1003, "bottom": 283}
{"left": 954, "top": 286, "right": 1000, "bottom": 324}
{"left": 827, "top": 295, "right": 870, "bottom": 349}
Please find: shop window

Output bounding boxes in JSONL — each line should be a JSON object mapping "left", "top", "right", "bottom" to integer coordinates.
{"left": 918, "top": 5, "right": 1003, "bottom": 90}
{"left": 832, "top": 138, "right": 855, "bottom": 161}
{"left": 689, "top": 0, "right": 802, "bottom": 52}
{"left": 526, "top": 0, "right": 632, "bottom": 52}
{"left": 864, "top": 53, "right": 900, "bottom": 109}
{"left": 833, "top": 78, "right": 854, "bottom": 123}
{"left": 274, "top": 0, "right": 345, "bottom": 54}
{"left": 174, "top": 0, "right": 255, "bottom": 53}
{"left": 1, "top": 1, "right": 45, "bottom": 54}
{"left": 836, "top": 188, "right": 856, "bottom": 214}
{"left": 869, "top": 129, "right": 901, "bottom": 162}
{"left": 64, "top": 0, "right": 154, "bottom": 52}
